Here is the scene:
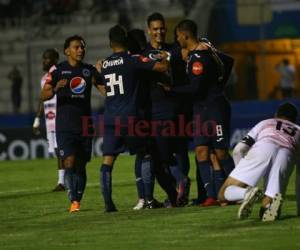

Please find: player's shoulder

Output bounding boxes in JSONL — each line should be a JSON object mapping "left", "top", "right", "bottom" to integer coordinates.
{"left": 188, "top": 49, "right": 210, "bottom": 62}
{"left": 56, "top": 61, "right": 68, "bottom": 69}
{"left": 49, "top": 64, "right": 57, "bottom": 73}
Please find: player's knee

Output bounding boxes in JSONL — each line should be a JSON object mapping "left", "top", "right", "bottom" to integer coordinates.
{"left": 195, "top": 146, "right": 209, "bottom": 161}
{"left": 103, "top": 155, "right": 116, "bottom": 166}
{"left": 63, "top": 156, "right": 75, "bottom": 169}
{"left": 214, "top": 149, "right": 229, "bottom": 161}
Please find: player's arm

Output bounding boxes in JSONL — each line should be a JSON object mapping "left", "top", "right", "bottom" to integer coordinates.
{"left": 92, "top": 66, "right": 106, "bottom": 96}
{"left": 40, "top": 79, "right": 67, "bottom": 101}
{"left": 95, "top": 84, "right": 106, "bottom": 96}
{"left": 152, "top": 58, "right": 169, "bottom": 72}
{"left": 232, "top": 135, "right": 255, "bottom": 165}
{"left": 32, "top": 99, "right": 44, "bottom": 135}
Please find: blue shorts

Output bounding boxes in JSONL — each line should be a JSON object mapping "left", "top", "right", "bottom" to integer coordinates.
{"left": 193, "top": 96, "right": 231, "bottom": 149}
{"left": 56, "top": 131, "right": 92, "bottom": 161}
{"left": 103, "top": 125, "right": 146, "bottom": 156}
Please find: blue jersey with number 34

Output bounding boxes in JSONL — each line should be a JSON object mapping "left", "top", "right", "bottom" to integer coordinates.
{"left": 100, "top": 51, "right": 155, "bottom": 125}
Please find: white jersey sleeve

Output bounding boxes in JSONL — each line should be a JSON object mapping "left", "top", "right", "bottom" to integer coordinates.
{"left": 41, "top": 65, "right": 57, "bottom": 132}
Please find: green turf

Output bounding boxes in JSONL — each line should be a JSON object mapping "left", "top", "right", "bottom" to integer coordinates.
{"left": 0, "top": 155, "right": 300, "bottom": 250}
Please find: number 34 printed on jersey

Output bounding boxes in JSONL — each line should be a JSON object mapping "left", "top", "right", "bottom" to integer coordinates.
{"left": 105, "top": 73, "right": 124, "bottom": 96}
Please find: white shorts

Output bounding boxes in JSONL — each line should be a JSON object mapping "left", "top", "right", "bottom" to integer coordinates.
{"left": 230, "top": 142, "right": 280, "bottom": 187}
{"left": 264, "top": 148, "right": 293, "bottom": 198}
{"left": 46, "top": 131, "right": 57, "bottom": 153}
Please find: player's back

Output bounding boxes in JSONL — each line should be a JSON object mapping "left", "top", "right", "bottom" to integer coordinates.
{"left": 249, "top": 118, "right": 300, "bottom": 151}
{"left": 101, "top": 51, "right": 154, "bottom": 125}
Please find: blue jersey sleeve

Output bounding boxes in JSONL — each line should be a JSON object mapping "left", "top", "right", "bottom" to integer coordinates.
{"left": 90, "top": 66, "right": 104, "bottom": 86}
{"left": 131, "top": 55, "right": 156, "bottom": 71}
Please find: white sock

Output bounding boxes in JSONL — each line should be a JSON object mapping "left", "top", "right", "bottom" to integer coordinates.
{"left": 58, "top": 169, "right": 65, "bottom": 185}
{"left": 224, "top": 185, "right": 247, "bottom": 201}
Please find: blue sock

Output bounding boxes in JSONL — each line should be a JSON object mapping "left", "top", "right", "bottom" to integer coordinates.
{"left": 214, "top": 170, "right": 225, "bottom": 198}
{"left": 135, "top": 154, "right": 145, "bottom": 199}
{"left": 76, "top": 168, "right": 87, "bottom": 202}
{"left": 175, "top": 148, "right": 190, "bottom": 176}
{"left": 64, "top": 168, "right": 78, "bottom": 202}
{"left": 169, "top": 165, "right": 185, "bottom": 186}
{"left": 195, "top": 157, "right": 207, "bottom": 202}
{"left": 220, "top": 157, "right": 235, "bottom": 177}
{"left": 141, "top": 156, "right": 154, "bottom": 201}
{"left": 197, "top": 160, "right": 215, "bottom": 198}
{"left": 100, "top": 164, "right": 113, "bottom": 205}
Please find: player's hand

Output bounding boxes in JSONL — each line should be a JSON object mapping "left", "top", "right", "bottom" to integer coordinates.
{"left": 95, "top": 59, "right": 103, "bottom": 73}
{"left": 32, "top": 117, "right": 41, "bottom": 135}
{"left": 157, "top": 82, "right": 171, "bottom": 91}
{"left": 195, "top": 42, "right": 209, "bottom": 51}
{"left": 158, "top": 51, "right": 171, "bottom": 61}
{"left": 54, "top": 79, "right": 68, "bottom": 92}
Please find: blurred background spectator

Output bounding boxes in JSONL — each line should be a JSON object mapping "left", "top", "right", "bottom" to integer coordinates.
{"left": 8, "top": 65, "right": 23, "bottom": 114}
{"left": 276, "top": 58, "right": 296, "bottom": 99}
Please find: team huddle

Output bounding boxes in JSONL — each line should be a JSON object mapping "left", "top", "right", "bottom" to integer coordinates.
{"left": 34, "top": 12, "right": 300, "bottom": 222}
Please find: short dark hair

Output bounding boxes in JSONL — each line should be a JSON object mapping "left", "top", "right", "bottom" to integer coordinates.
{"left": 64, "top": 35, "right": 86, "bottom": 51}
{"left": 109, "top": 25, "right": 128, "bottom": 47}
{"left": 128, "top": 29, "right": 147, "bottom": 54}
{"left": 43, "top": 48, "right": 59, "bottom": 61}
{"left": 276, "top": 102, "right": 298, "bottom": 123}
{"left": 147, "top": 12, "right": 165, "bottom": 27}
{"left": 176, "top": 19, "right": 198, "bottom": 39}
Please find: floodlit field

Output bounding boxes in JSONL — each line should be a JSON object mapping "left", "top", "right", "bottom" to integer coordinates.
{"left": 1, "top": 155, "right": 300, "bottom": 250}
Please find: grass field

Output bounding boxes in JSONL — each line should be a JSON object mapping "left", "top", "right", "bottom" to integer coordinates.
{"left": 1, "top": 154, "right": 300, "bottom": 250}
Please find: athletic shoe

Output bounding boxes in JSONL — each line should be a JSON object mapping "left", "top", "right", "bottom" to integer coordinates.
{"left": 52, "top": 184, "right": 65, "bottom": 192}
{"left": 262, "top": 193, "right": 283, "bottom": 222}
{"left": 69, "top": 201, "right": 80, "bottom": 213}
{"left": 190, "top": 196, "right": 207, "bottom": 206}
{"left": 145, "top": 199, "right": 163, "bottom": 209}
{"left": 238, "top": 187, "right": 263, "bottom": 219}
{"left": 259, "top": 206, "right": 267, "bottom": 220}
{"left": 133, "top": 199, "right": 145, "bottom": 210}
{"left": 200, "top": 197, "right": 219, "bottom": 207}
{"left": 176, "top": 178, "right": 190, "bottom": 207}
{"left": 105, "top": 202, "right": 118, "bottom": 213}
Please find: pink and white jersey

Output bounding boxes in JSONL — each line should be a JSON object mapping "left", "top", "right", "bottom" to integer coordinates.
{"left": 248, "top": 118, "right": 300, "bottom": 152}
{"left": 41, "top": 65, "right": 57, "bottom": 132}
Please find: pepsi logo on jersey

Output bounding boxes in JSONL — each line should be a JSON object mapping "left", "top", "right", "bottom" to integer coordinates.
{"left": 70, "top": 77, "right": 86, "bottom": 94}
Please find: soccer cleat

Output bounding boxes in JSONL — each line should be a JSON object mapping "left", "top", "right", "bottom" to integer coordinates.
{"left": 262, "top": 193, "right": 283, "bottom": 222}
{"left": 105, "top": 202, "right": 118, "bottom": 213}
{"left": 52, "top": 183, "right": 66, "bottom": 192}
{"left": 200, "top": 197, "right": 219, "bottom": 207}
{"left": 145, "top": 199, "right": 163, "bottom": 209}
{"left": 176, "top": 178, "right": 190, "bottom": 207}
{"left": 133, "top": 199, "right": 145, "bottom": 210}
{"left": 238, "top": 187, "right": 263, "bottom": 219}
{"left": 69, "top": 201, "right": 80, "bottom": 213}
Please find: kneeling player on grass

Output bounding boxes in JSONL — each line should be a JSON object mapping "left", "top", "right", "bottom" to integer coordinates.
{"left": 218, "top": 103, "right": 300, "bottom": 221}
{"left": 41, "top": 35, "right": 104, "bottom": 212}
{"left": 97, "top": 25, "right": 175, "bottom": 212}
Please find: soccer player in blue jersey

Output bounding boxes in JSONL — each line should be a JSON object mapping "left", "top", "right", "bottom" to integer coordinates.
{"left": 166, "top": 20, "right": 235, "bottom": 206}
{"left": 40, "top": 35, "right": 104, "bottom": 212}
{"left": 98, "top": 25, "right": 176, "bottom": 212}
{"left": 142, "top": 12, "right": 190, "bottom": 207}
